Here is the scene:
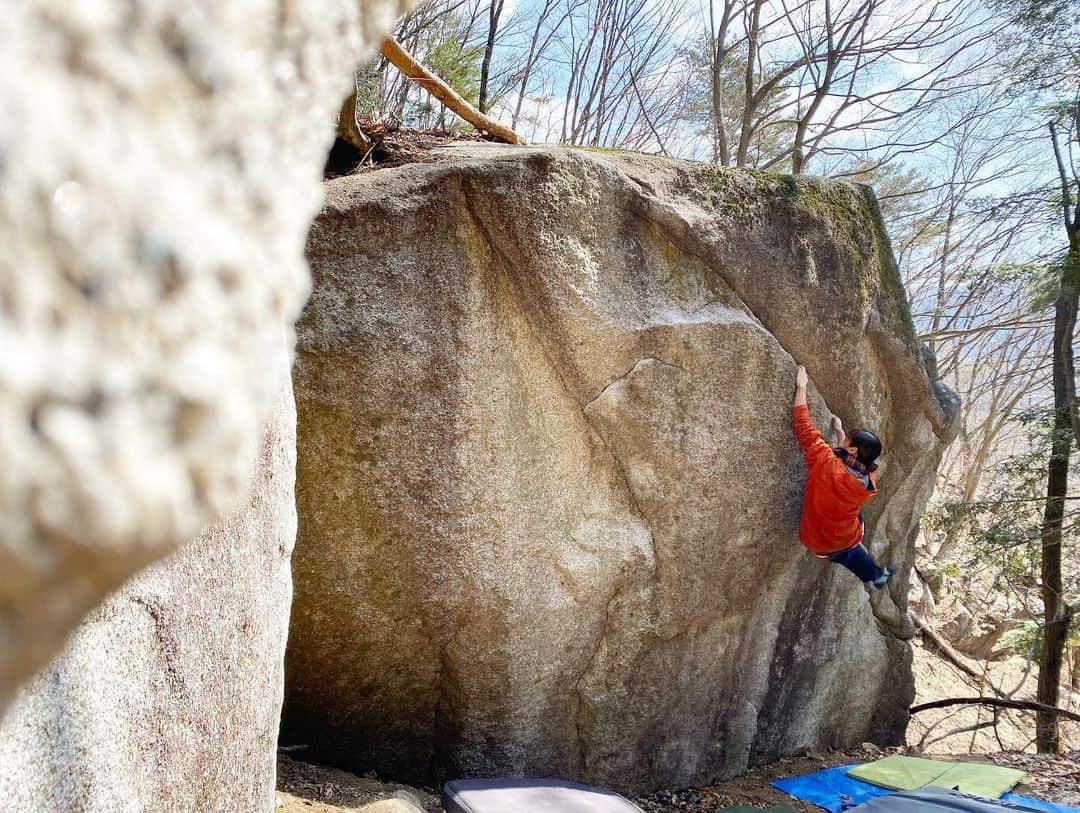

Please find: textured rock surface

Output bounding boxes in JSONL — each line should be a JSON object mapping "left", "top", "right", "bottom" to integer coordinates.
{"left": 0, "top": 0, "right": 408, "bottom": 709}
{"left": 283, "top": 145, "right": 959, "bottom": 793}
{"left": 0, "top": 360, "right": 296, "bottom": 813}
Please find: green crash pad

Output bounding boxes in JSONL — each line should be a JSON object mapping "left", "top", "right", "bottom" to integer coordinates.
{"left": 930, "top": 763, "right": 1027, "bottom": 797}
{"left": 848, "top": 756, "right": 953, "bottom": 791}
{"left": 848, "top": 756, "right": 1025, "bottom": 798}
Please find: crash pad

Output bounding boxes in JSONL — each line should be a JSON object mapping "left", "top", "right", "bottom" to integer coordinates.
{"left": 931, "top": 763, "right": 1027, "bottom": 797}
{"left": 848, "top": 756, "right": 1025, "bottom": 798}
{"left": 441, "top": 778, "right": 644, "bottom": 813}
{"left": 848, "top": 785, "right": 1054, "bottom": 811}
{"left": 847, "top": 755, "right": 954, "bottom": 790}
{"left": 771, "top": 764, "right": 893, "bottom": 812}
{"left": 771, "top": 763, "right": 1075, "bottom": 813}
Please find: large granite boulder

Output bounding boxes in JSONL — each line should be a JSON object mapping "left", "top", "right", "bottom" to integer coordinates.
{"left": 283, "top": 144, "right": 958, "bottom": 793}
{"left": 0, "top": 359, "right": 296, "bottom": 813}
{"left": 0, "top": 0, "right": 408, "bottom": 708}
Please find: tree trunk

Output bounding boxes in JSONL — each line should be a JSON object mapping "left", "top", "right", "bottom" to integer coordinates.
{"left": 709, "top": 1, "right": 734, "bottom": 166}
{"left": 1037, "top": 266, "right": 1079, "bottom": 752}
{"left": 478, "top": 0, "right": 505, "bottom": 114}
{"left": 1052, "top": 118, "right": 1080, "bottom": 448}
{"left": 735, "top": 0, "right": 763, "bottom": 167}
{"left": 710, "top": 63, "right": 729, "bottom": 166}
{"left": 337, "top": 89, "right": 372, "bottom": 155}
{"left": 1036, "top": 264, "right": 1074, "bottom": 755}
{"left": 790, "top": 56, "right": 836, "bottom": 174}
{"left": 1037, "top": 118, "right": 1080, "bottom": 754}
{"left": 929, "top": 198, "right": 958, "bottom": 359}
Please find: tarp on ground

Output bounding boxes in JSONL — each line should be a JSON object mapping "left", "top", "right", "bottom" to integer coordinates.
{"left": 771, "top": 764, "right": 1078, "bottom": 813}
{"left": 847, "top": 755, "right": 1025, "bottom": 797}
{"left": 848, "top": 785, "right": 1054, "bottom": 811}
{"left": 771, "top": 764, "right": 893, "bottom": 812}
{"left": 1001, "top": 795, "right": 1080, "bottom": 813}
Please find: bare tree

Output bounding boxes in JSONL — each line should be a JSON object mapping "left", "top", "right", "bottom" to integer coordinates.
{"left": 685, "top": 0, "right": 1003, "bottom": 173}
{"left": 507, "top": 0, "right": 591, "bottom": 131}
{"left": 556, "top": 0, "right": 684, "bottom": 149}
{"left": 707, "top": 0, "right": 740, "bottom": 164}
{"left": 782, "top": 0, "right": 1000, "bottom": 173}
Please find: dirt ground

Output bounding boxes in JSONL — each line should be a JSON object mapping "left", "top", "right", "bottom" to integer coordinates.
{"left": 323, "top": 126, "right": 485, "bottom": 178}
{"left": 276, "top": 754, "right": 442, "bottom": 812}
{"left": 639, "top": 750, "right": 1080, "bottom": 811}
{"left": 277, "top": 746, "right": 1080, "bottom": 812}
{"left": 909, "top": 638, "right": 1079, "bottom": 754}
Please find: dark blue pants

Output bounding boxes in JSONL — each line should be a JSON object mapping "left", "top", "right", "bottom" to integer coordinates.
{"left": 827, "top": 543, "right": 884, "bottom": 583}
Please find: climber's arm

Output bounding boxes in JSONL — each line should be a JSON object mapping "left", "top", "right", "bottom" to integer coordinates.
{"left": 794, "top": 365, "right": 808, "bottom": 407}
{"left": 831, "top": 415, "right": 845, "bottom": 447}
{"left": 792, "top": 366, "right": 832, "bottom": 464}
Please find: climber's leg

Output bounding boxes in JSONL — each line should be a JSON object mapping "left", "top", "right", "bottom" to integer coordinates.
{"left": 827, "top": 543, "right": 887, "bottom": 585}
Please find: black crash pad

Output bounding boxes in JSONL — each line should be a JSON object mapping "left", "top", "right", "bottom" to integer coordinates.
{"left": 441, "top": 778, "right": 645, "bottom": 813}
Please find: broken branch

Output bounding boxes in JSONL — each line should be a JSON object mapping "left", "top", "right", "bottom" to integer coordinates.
{"left": 379, "top": 37, "right": 526, "bottom": 145}
{"left": 915, "top": 618, "right": 1009, "bottom": 699}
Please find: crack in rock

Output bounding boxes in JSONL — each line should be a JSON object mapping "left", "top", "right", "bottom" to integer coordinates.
{"left": 128, "top": 595, "right": 186, "bottom": 696}
{"left": 583, "top": 357, "right": 691, "bottom": 410}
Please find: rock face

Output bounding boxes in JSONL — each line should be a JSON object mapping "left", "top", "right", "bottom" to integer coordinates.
{"left": 0, "top": 0, "right": 408, "bottom": 707}
{"left": 283, "top": 145, "right": 958, "bottom": 793}
{"left": 0, "top": 361, "right": 296, "bottom": 813}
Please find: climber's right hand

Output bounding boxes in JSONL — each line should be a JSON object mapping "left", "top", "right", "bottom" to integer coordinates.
{"left": 795, "top": 365, "right": 808, "bottom": 388}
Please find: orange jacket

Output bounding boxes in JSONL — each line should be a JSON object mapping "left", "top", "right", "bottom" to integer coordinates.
{"left": 792, "top": 404, "right": 877, "bottom": 555}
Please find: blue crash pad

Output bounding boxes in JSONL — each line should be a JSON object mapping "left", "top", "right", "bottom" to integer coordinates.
{"left": 771, "top": 765, "right": 1079, "bottom": 813}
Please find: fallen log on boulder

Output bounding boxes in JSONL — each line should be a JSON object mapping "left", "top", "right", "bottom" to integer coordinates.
{"left": 379, "top": 36, "right": 526, "bottom": 145}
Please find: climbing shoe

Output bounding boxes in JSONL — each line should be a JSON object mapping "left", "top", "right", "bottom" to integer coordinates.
{"left": 871, "top": 566, "right": 893, "bottom": 589}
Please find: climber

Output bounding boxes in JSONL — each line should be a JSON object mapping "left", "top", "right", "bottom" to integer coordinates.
{"left": 792, "top": 365, "right": 892, "bottom": 588}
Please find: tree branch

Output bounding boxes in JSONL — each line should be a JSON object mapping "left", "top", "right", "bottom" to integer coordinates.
{"left": 917, "top": 620, "right": 1009, "bottom": 699}
{"left": 910, "top": 696, "right": 1080, "bottom": 722}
